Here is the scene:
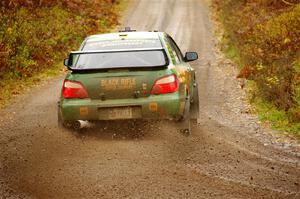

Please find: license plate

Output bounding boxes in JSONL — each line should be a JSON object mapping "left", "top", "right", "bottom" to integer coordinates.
{"left": 108, "top": 107, "right": 133, "bottom": 119}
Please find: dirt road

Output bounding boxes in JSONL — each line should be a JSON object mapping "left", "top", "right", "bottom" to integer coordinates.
{"left": 0, "top": 0, "right": 299, "bottom": 198}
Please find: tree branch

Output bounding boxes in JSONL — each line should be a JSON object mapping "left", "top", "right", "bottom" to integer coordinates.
{"left": 281, "top": 0, "right": 296, "bottom": 6}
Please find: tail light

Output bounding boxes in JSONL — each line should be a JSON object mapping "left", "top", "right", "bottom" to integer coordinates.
{"left": 151, "top": 74, "right": 178, "bottom": 95}
{"left": 62, "top": 80, "right": 89, "bottom": 99}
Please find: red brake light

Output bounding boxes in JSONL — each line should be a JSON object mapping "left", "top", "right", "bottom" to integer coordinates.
{"left": 151, "top": 74, "right": 178, "bottom": 95}
{"left": 62, "top": 80, "right": 89, "bottom": 99}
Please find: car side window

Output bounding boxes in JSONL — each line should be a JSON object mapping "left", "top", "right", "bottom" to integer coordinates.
{"left": 165, "top": 39, "right": 180, "bottom": 64}
{"left": 167, "top": 36, "right": 184, "bottom": 63}
{"left": 164, "top": 37, "right": 179, "bottom": 64}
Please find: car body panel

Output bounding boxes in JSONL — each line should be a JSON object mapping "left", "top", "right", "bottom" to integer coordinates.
{"left": 60, "top": 91, "right": 184, "bottom": 121}
{"left": 59, "top": 31, "right": 198, "bottom": 123}
{"left": 64, "top": 68, "right": 174, "bottom": 100}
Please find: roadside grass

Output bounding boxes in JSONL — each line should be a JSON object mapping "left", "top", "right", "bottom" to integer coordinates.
{"left": 0, "top": 63, "right": 63, "bottom": 107}
{"left": 222, "top": 39, "right": 241, "bottom": 67}
{"left": 248, "top": 55, "right": 300, "bottom": 137}
{"left": 213, "top": 0, "right": 300, "bottom": 137}
{"left": 248, "top": 87, "right": 300, "bottom": 138}
{"left": 0, "top": 0, "right": 128, "bottom": 108}
{"left": 220, "top": 30, "right": 297, "bottom": 135}
{"left": 224, "top": 33, "right": 300, "bottom": 138}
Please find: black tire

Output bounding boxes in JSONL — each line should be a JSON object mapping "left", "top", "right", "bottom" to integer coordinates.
{"left": 190, "top": 84, "right": 199, "bottom": 120}
{"left": 57, "top": 108, "right": 63, "bottom": 128}
{"left": 175, "top": 96, "right": 191, "bottom": 136}
{"left": 57, "top": 106, "right": 67, "bottom": 129}
{"left": 192, "top": 84, "right": 199, "bottom": 106}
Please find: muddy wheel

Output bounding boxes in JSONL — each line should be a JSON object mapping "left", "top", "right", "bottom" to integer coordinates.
{"left": 190, "top": 83, "right": 199, "bottom": 120}
{"left": 57, "top": 107, "right": 64, "bottom": 128}
{"left": 176, "top": 96, "right": 192, "bottom": 136}
{"left": 57, "top": 105, "right": 68, "bottom": 129}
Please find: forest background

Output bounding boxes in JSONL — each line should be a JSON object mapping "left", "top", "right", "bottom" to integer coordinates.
{"left": 213, "top": 0, "right": 300, "bottom": 136}
{"left": 0, "top": 0, "right": 122, "bottom": 106}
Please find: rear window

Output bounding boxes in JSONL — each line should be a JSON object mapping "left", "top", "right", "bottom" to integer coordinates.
{"left": 69, "top": 50, "right": 168, "bottom": 70}
{"left": 83, "top": 39, "right": 162, "bottom": 51}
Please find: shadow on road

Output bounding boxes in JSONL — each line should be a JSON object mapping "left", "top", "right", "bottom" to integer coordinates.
{"left": 69, "top": 120, "right": 163, "bottom": 140}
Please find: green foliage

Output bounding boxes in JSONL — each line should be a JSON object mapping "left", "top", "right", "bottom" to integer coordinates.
{"left": 254, "top": 98, "right": 300, "bottom": 137}
{"left": 222, "top": 40, "right": 241, "bottom": 65}
{"left": 0, "top": 0, "right": 122, "bottom": 105}
{"left": 213, "top": 0, "right": 300, "bottom": 135}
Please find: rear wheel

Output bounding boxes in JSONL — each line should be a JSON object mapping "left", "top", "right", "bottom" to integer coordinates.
{"left": 176, "top": 95, "right": 191, "bottom": 136}
{"left": 176, "top": 83, "right": 199, "bottom": 136}
{"left": 57, "top": 103, "right": 69, "bottom": 130}
{"left": 57, "top": 107, "right": 66, "bottom": 129}
{"left": 190, "top": 83, "right": 200, "bottom": 121}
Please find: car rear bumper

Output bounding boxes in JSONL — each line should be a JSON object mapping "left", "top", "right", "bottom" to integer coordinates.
{"left": 59, "top": 93, "right": 185, "bottom": 121}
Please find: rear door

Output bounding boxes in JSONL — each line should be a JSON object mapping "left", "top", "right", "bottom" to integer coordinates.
{"left": 166, "top": 35, "right": 194, "bottom": 94}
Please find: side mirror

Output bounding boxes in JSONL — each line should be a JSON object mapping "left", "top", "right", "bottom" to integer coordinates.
{"left": 64, "top": 58, "right": 70, "bottom": 67}
{"left": 184, "top": 52, "right": 198, "bottom": 62}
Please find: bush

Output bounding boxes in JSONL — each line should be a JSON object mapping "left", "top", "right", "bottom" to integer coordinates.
{"left": 0, "top": 0, "right": 120, "bottom": 79}
{"left": 213, "top": 0, "right": 300, "bottom": 133}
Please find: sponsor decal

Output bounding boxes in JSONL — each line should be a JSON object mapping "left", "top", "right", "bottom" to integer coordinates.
{"left": 87, "top": 40, "right": 158, "bottom": 48}
{"left": 176, "top": 67, "right": 189, "bottom": 84}
{"left": 142, "top": 83, "right": 147, "bottom": 90}
{"left": 142, "top": 83, "right": 148, "bottom": 94}
{"left": 101, "top": 78, "right": 136, "bottom": 90}
{"left": 149, "top": 102, "right": 158, "bottom": 112}
{"left": 80, "top": 107, "right": 89, "bottom": 116}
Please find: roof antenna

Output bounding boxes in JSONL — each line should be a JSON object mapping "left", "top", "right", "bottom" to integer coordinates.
{"left": 119, "top": 27, "right": 136, "bottom": 32}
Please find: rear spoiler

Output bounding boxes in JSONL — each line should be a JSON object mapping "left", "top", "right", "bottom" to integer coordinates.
{"left": 69, "top": 47, "right": 164, "bottom": 54}
{"left": 64, "top": 48, "right": 169, "bottom": 71}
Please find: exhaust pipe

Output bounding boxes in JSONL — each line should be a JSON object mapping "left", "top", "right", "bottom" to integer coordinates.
{"left": 73, "top": 120, "right": 94, "bottom": 130}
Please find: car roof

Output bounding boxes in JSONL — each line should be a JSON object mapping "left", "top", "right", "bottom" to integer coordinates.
{"left": 86, "top": 31, "right": 164, "bottom": 42}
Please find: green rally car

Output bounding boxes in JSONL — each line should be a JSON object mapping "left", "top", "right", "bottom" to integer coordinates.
{"left": 58, "top": 28, "right": 199, "bottom": 134}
